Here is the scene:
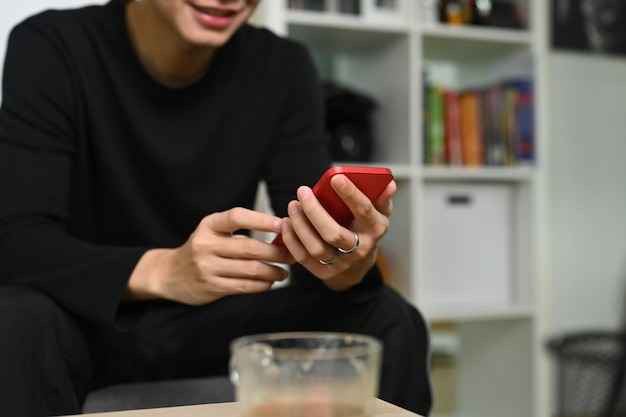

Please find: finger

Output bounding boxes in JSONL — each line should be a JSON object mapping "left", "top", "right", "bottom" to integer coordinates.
{"left": 212, "top": 256, "right": 290, "bottom": 283}
{"left": 279, "top": 216, "right": 307, "bottom": 261}
{"left": 210, "top": 234, "right": 294, "bottom": 265}
{"left": 373, "top": 180, "right": 397, "bottom": 217}
{"left": 294, "top": 186, "right": 337, "bottom": 232}
{"left": 330, "top": 174, "right": 387, "bottom": 230}
{"left": 207, "top": 275, "right": 276, "bottom": 297}
{"left": 204, "top": 207, "right": 282, "bottom": 236}
{"left": 286, "top": 200, "right": 336, "bottom": 262}
{"left": 280, "top": 216, "right": 339, "bottom": 278}
{"left": 295, "top": 185, "right": 362, "bottom": 252}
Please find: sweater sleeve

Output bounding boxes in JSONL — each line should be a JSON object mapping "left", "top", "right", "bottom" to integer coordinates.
{"left": 0, "top": 17, "right": 146, "bottom": 326}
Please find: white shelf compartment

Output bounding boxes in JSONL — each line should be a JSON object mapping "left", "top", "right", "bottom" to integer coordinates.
{"left": 420, "top": 23, "right": 532, "bottom": 46}
{"left": 288, "top": 24, "right": 413, "bottom": 165}
{"left": 424, "top": 303, "right": 536, "bottom": 323}
{"left": 422, "top": 166, "right": 535, "bottom": 182}
{"left": 286, "top": 9, "right": 410, "bottom": 33}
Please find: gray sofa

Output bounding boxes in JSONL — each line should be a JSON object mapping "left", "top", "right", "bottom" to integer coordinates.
{"left": 82, "top": 376, "right": 234, "bottom": 413}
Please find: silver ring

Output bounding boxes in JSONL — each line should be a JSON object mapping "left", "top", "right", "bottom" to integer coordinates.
{"left": 319, "top": 249, "right": 339, "bottom": 265}
{"left": 337, "top": 231, "right": 359, "bottom": 254}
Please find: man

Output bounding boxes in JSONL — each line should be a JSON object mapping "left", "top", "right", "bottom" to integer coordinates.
{"left": 0, "top": 0, "right": 432, "bottom": 415}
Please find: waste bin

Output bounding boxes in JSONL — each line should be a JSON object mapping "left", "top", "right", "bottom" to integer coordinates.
{"left": 547, "top": 331, "right": 626, "bottom": 417}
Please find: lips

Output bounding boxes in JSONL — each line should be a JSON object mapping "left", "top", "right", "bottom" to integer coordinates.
{"left": 193, "top": 6, "right": 237, "bottom": 17}
{"left": 190, "top": 3, "right": 241, "bottom": 28}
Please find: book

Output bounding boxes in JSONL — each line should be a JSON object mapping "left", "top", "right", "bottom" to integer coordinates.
{"left": 428, "top": 84, "right": 446, "bottom": 165}
{"left": 485, "top": 85, "right": 506, "bottom": 166}
{"left": 458, "top": 90, "right": 483, "bottom": 166}
{"left": 511, "top": 79, "right": 534, "bottom": 164}
{"left": 422, "top": 71, "right": 430, "bottom": 165}
{"left": 501, "top": 84, "right": 519, "bottom": 165}
{"left": 443, "top": 90, "right": 463, "bottom": 166}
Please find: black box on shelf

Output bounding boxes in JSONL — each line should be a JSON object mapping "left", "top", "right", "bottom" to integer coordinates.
{"left": 287, "top": 0, "right": 326, "bottom": 12}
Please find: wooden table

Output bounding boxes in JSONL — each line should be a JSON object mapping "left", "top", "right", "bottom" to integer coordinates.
{"left": 78, "top": 398, "right": 422, "bottom": 417}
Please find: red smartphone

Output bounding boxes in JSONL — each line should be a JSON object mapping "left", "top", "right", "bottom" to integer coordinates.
{"left": 272, "top": 166, "right": 394, "bottom": 245}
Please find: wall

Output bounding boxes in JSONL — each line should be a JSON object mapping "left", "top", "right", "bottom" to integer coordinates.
{"left": 550, "top": 51, "right": 626, "bottom": 333}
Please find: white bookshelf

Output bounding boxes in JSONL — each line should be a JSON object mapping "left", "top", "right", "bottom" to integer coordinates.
{"left": 255, "top": 1, "right": 550, "bottom": 416}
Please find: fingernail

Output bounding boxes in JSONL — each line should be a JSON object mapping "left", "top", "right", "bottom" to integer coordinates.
{"left": 288, "top": 201, "right": 299, "bottom": 215}
{"left": 334, "top": 174, "right": 347, "bottom": 189}
{"left": 274, "top": 218, "right": 282, "bottom": 231}
{"left": 297, "top": 186, "right": 311, "bottom": 201}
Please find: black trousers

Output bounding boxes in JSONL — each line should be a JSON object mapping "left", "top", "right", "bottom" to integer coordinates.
{"left": 0, "top": 284, "right": 432, "bottom": 417}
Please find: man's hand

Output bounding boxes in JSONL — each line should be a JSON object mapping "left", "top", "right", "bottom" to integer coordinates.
{"left": 124, "top": 208, "right": 295, "bottom": 305}
{"left": 279, "top": 174, "right": 396, "bottom": 291}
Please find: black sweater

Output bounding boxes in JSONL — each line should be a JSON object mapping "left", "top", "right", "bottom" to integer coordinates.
{"left": 0, "top": 0, "right": 337, "bottom": 325}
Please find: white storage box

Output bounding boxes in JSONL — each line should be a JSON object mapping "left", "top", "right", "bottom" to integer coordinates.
{"left": 421, "top": 183, "right": 513, "bottom": 311}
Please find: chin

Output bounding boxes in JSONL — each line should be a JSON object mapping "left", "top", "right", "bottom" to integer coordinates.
{"left": 181, "top": 8, "right": 251, "bottom": 48}
{"left": 183, "top": 30, "right": 237, "bottom": 49}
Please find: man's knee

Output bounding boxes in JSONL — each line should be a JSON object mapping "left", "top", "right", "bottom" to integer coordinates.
{"left": 370, "top": 286, "right": 429, "bottom": 337}
{"left": 0, "top": 286, "right": 92, "bottom": 412}
{"left": 0, "top": 285, "right": 91, "bottom": 368}
{"left": 0, "top": 286, "right": 59, "bottom": 336}
{"left": 0, "top": 286, "right": 68, "bottom": 340}
{"left": 372, "top": 287, "right": 433, "bottom": 415}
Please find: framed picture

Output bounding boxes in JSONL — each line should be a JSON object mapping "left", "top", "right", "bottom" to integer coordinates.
{"left": 552, "top": 0, "right": 626, "bottom": 55}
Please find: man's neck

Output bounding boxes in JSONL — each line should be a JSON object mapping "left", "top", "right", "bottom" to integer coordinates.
{"left": 125, "top": 1, "right": 215, "bottom": 88}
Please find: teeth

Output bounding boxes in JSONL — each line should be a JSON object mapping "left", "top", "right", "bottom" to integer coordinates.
{"left": 198, "top": 7, "right": 234, "bottom": 17}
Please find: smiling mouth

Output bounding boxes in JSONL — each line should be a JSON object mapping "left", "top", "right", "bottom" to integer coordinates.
{"left": 193, "top": 6, "right": 238, "bottom": 17}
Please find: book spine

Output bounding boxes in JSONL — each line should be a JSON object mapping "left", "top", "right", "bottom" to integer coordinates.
{"left": 428, "top": 85, "right": 446, "bottom": 165}
{"left": 514, "top": 81, "right": 534, "bottom": 164}
{"left": 502, "top": 85, "right": 518, "bottom": 165}
{"left": 422, "top": 70, "right": 430, "bottom": 165}
{"left": 490, "top": 85, "right": 506, "bottom": 166}
{"left": 459, "top": 91, "right": 483, "bottom": 166}
{"left": 443, "top": 90, "right": 463, "bottom": 166}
